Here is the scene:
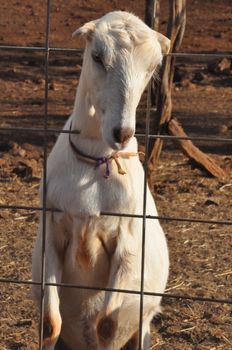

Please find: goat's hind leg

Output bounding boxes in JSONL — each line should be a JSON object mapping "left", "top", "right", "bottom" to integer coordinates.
{"left": 121, "top": 331, "right": 139, "bottom": 350}
{"left": 54, "top": 337, "right": 71, "bottom": 350}
{"left": 121, "top": 320, "right": 150, "bottom": 350}
{"left": 32, "top": 212, "right": 65, "bottom": 349}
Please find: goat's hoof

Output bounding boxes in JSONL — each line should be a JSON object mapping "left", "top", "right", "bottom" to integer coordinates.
{"left": 97, "top": 316, "right": 117, "bottom": 347}
{"left": 43, "top": 314, "right": 61, "bottom": 348}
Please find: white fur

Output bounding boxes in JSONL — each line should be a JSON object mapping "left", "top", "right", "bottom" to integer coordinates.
{"left": 32, "top": 11, "right": 170, "bottom": 350}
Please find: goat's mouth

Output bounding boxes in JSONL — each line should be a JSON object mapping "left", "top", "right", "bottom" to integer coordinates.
{"left": 106, "top": 136, "right": 134, "bottom": 151}
{"left": 111, "top": 140, "right": 131, "bottom": 151}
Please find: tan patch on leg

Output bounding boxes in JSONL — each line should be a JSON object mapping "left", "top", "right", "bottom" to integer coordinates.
{"left": 76, "top": 224, "right": 92, "bottom": 269}
{"left": 76, "top": 236, "right": 91, "bottom": 269}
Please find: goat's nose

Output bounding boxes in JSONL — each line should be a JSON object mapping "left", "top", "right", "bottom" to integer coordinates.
{"left": 113, "top": 127, "right": 134, "bottom": 144}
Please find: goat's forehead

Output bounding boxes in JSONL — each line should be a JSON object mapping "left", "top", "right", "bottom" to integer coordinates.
{"left": 93, "top": 13, "right": 154, "bottom": 51}
{"left": 96, "top": 11, "right": 148, "bottom": 32}
{"left": 93, "top": 29, "right": 131, "bottom": 53}
{"left": 91, "top": 30, "right": 161, "bottom": 71}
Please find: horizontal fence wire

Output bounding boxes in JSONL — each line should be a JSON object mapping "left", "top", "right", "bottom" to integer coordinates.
{"left": 1, "top": 44, "right": 232, "bottom": 59}
{"left": 1, "top": 204, "right": 232, "bottom": 226}
{"left": 1, "top": 126, "right": 232, "bottom": 144}
{"left": 0, "top": 3, "right": 232, "bottom": 349}
{"left": 0, "top": 278, "right": 231, "bottom": 305}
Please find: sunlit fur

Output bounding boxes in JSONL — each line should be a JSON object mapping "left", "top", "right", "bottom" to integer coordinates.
{"left": 32, "top": 11, "right": 170, "bottom": 350}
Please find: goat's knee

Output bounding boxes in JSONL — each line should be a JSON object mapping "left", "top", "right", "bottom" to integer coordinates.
{"left": 97, "top": 315, "right": 117, "bottom": 347}
{"left": 43, "top": 311, "right": 62, "bottom": 349}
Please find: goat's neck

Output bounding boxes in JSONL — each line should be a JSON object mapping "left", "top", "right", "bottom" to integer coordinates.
{"left": 70, "top": 72, "right": 112, "bottom": 157}
{"left": 72, "top": 73, "right": 101, "bottom": 139}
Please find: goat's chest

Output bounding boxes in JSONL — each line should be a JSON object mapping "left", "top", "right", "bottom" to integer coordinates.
{"left": 48, "top": 156, "right": 143, "bottom": 216}
{"left": 78, "top": 178, "right": 132, "bottom": 214}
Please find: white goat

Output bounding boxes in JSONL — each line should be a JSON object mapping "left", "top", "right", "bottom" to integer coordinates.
{"left": 32, "top": 11, "right": 170, "bottom": 350}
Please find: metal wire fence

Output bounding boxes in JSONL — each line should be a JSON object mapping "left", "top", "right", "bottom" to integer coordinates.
{"left": 0, "top": 0, "right": 232, "bottom": 349}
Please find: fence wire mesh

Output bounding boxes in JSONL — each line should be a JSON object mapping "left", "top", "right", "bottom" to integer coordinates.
{"left": 0, "top": 0, "right": 232, "bottom": 349}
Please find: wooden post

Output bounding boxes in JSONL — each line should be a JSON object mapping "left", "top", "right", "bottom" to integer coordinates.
{"left": 148, "top": 0, "right": 186, "bottom": 173}
{"left": 145, "top": 0, "right": 160, "bottom": 107}
{"left": 145, "top": 0, "right": 159, "bottom": 29}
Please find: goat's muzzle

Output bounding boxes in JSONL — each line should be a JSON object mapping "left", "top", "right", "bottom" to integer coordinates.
{"left": 113, "top": 127, "right": 134, "bottom": 147}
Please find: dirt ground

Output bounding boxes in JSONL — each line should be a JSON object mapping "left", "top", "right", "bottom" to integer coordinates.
{"left": 0, "top": 1, "right": 232, "bottom": 349}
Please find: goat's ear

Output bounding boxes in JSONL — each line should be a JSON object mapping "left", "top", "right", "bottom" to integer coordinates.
{"left": 72, "top": 21, "right": 96, "bottom": 41}
{"left": 156, "top": 32, "right": 170, "bottom": 55}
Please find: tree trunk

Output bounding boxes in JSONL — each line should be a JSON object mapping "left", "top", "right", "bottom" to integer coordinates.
{"left": 148, "top": 0, "right": 186, "bottom": 177}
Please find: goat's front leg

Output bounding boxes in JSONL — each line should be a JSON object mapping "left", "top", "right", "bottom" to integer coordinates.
{"left": 97, "top": 218, "right": 138, "bottom": 348}
{"left": 32, "top": 212, "right": 65, "bottom": 349}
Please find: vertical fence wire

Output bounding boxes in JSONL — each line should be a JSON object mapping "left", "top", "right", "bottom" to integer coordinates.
{"left": 39, "top": 0, "right": 51, "bottom": 348}
{"left": 139, "top": 1, "right": 157, "bottom": 347}
{"left": 138, "top": 80, "right": 153, "bottom": 349}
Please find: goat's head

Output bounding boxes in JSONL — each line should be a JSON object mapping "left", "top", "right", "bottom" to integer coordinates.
{"left": 73, "top": 11, "right": 170, "bottom": 150}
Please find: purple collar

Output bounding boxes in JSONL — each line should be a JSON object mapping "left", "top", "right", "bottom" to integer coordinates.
{"left": 69, "top": 122, "right": 112, "bottom": 178}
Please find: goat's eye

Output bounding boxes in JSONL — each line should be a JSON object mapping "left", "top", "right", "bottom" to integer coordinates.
{"left": 91, "top": 52, "right": 103, "bottom": 65}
